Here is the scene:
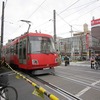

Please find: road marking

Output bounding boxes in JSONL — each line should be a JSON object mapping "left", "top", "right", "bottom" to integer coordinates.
{"left": 91, "top": 80, "right": 100, "bottom": 86}
{"left": 75, "top": 86, "right": 91, "bottom": 97}
{"left": 75, "top": 80, "right": 100, "bottom": 97}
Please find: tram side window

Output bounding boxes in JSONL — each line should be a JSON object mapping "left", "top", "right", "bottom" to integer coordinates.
{"left": 16, "top": 43, "right": 18, "bottom": 54}
{"left": 10, "top": 46, "right": 14, "bottom": 54}
{"left": 23, "top": 40, "right": 26, "bottom": 59}
{"left": 19, "top": 41, "right": 22, "bottom": 59}
{"left": 6, "top": 48, "right": 9, "bottom": 54}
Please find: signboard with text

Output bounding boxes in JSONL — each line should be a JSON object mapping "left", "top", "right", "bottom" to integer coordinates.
{"left": 91, "top": 18, "right": 100, "bottom": 27}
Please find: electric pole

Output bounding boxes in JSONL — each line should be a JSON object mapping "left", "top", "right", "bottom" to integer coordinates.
{"left": 0, "top": 1, "right": 5, "bottom": 59}
{"left": 53, "top": 10, "right": 57, "bottom": 49}
{"left": 70, "top": 25, "right": 73, "bottom": 59}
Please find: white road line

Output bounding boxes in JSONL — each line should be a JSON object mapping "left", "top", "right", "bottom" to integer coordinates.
{"left": 91, "top": 80, "right": 100, "bottom": 86}
{"left": 75, "top": 80, "right": 100, "bottom": 97}
{"left": 75, "top": 86, "right": 91, "bottom": 97}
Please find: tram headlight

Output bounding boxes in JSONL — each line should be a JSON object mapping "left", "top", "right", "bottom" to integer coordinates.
{"left": 32, "top": 59, "right": 38, "bottom": 65}
{"left": 55, "top": 57, "right": 61, "bottom": 64}
{"left": 55, "top": 58, "right": 59, "bottom": 63}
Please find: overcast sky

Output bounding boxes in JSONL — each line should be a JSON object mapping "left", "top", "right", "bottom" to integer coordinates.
{"left": 0, "top": 0, "right": 100, "bottom": 44}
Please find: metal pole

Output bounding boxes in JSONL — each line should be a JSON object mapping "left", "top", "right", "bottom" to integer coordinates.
{"left": 27, "top": 24, "right": 31, "bottom": 33}
{"left": 0, "top": 1, "right": 5, "bottom": 59}
{"left": 70, "top": 25, "right": 73, "bottom": 59}
{"left": 53, "top": 10, "right": 57, "bottom": 49}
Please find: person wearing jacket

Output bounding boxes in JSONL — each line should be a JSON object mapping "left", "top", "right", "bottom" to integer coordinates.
{"left": 95, "top": 54, "right": 100, "bottom": 61}
{"left": 64, "top": 55, "right": 69, "bottom": 66}
{"left": 90, "top": 56, "right": 95, "bottom": 69}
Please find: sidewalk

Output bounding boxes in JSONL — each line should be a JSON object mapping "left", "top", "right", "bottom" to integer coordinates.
{"left": 61, "top": 61, "right": 90, "bottom": 67}
{"left": 0, "top": 67, "right": 49, "bottom": 100}
{"left": 73, "top": 61, "right": 90, "bottom": 64}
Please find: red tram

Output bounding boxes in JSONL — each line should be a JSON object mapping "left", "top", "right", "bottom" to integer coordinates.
{"left": 2, "top": 32, "right": 60, "bottom": 74}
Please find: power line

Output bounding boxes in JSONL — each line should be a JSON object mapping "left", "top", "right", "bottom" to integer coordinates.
{"left": 71, "top": 5, "right": 100, "bottom": 22}
{"left": 63, "top": 0, "right": 97, "bottom": 18}
{"left": 56, "top": 12, "right": 79, "bottom": 31}
{"left": 8, "top": 0, "right": 47, "bottom": 35}
{"left": 77, "top": 6, "right": 100, "bottom": 19}
{"left": 27, "top": 0, "right": 47, "bottom": 19}
{"left": 66, "top": 0, "right": 97, "bottom": 10}
{"left": 59, "top": 0, "right": 80, "bottom": 14}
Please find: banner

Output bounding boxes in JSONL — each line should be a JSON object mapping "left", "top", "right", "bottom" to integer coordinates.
{"left": 91, "top": 18, "right": 100, "bottom": 27}
{"left": 86, "top": 33, "right": 89, "bottom": 49}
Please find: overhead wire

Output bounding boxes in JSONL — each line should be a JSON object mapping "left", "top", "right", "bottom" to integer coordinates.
{"left": 69, "top": 0, "right": 100, "bottom": 23}
{"left": 27, "top": 0, "right": 98, "bottom": 32}
{"left": 2, "top": 0, "right": 100, "bottom": 42}
{"left": 56, "top": 12, "right": 80, "bottom": 33}
{"left": 68, "top": 0, "right": 98, "bottom": 9}
{"left": 59, "top": 0, "right": 80, "bottom": 14}
{"left": 55, "top": 0, "right": 99, "bottom": 33}
{"left": 26, "top": 0, "right": 47, "bottom": 19}
{"left": 63, "top": 0, "right": 98, "bottom": 18}
{"left": 75, "top": 5, "right": 100, "bottom": 20}
{"left": 3, "top": 0, "right": 47, "bottom": 40}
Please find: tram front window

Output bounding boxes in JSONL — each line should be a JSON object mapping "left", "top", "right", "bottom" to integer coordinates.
{"left": 28, "top": 36, "right": 56, "bottom": 54}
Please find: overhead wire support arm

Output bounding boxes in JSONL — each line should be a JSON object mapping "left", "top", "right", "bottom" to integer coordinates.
{"left": 20, "top": 20, "right": 32, "bottom": 33}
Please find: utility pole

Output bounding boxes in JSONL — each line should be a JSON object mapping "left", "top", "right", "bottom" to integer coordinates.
{"left": 70, "top": 25, "right": 73, "bottom": 59}
{"left": 0, "top": 1, "right": 5, "bottom": 59}
{"left": 53, "top": 10, "right": 57, "bottom": 49}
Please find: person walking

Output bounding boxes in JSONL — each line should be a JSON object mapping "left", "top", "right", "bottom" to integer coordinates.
{"left": 95, "top": 54, "right": 100, "bottom": 65}
{"left": 90, "top": 56, "right": 95, "bottom": 69}
{"left": 95, "top": 54, "right": 100, "bottom": 62}
{"left": 64, "top": 55, "right": 69, "bottom": 66}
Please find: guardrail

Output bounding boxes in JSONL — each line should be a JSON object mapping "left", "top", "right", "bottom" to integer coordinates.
{"left": 0, "top": 60, "right": 59, "bottom": 100}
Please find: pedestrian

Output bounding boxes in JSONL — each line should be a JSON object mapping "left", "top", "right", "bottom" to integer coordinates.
{"left": 95, "top": 54, "right": 100, "bottom": 64}
{"left": 64, "top": 55, "right": 69, "bottom": 66}
{"left": 90, "top": 55, "right": 95, "bottom": 69}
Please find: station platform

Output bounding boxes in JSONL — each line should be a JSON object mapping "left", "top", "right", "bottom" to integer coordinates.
{"left": 0, "top": 67, "right": 49, "bottom": 100}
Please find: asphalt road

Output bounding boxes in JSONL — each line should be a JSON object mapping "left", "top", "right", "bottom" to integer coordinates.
{"left": 1, "top": 61, "right": 100, "bottom": 100}
{"left": 37, "top": 61, "right": 100, "bottom": 100}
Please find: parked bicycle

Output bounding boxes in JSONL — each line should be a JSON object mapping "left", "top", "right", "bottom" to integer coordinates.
{"left": 0, "top": 74, "right": 18, "bottom": 100}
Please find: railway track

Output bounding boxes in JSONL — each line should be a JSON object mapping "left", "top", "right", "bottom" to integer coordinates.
{"left": 1, "top": 63, "right": 81, "bottom": 100}
{"left": 3, "top": 64, "right": 100, "bottom": 100}
{"left": 13, "top": 67, "right": 82, "bottom": 100}
{"left": 29, "top": 73, "right": 82, "bottom": 100}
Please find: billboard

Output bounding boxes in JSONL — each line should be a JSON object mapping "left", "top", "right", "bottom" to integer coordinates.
{"left": 91, "top": 18, "right": 100, "bottom": 27}
{"left": 91, "top": 18, "right": 100, "bottom": 52}
{"left": 91, "top": 18, "right": 100, "bottom": 39}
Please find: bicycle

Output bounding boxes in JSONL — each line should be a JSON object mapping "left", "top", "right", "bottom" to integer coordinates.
{"left": 94, "top": 61, "right": 100, "bottom": 70}
{"left": 0, "top": 74, "right": 18, "bottom": 100}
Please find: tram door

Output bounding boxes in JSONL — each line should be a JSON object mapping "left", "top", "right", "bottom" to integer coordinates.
{"left": 19, "top": 38, "right": 27, "bottom": 64}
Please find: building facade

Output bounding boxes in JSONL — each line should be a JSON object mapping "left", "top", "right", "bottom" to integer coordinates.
{"left": 91, "top": 18, "right": 100, "bottom": 54}
{"left": 58, "top": 33, "right": 91, "bottom": 60}
{"left": 56, "top": 23, "right": 92, "bottom": 60}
